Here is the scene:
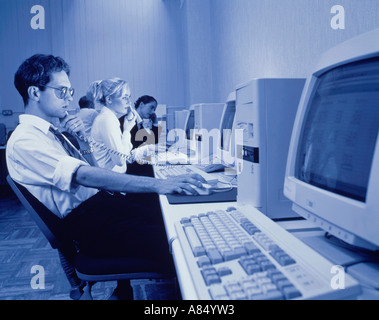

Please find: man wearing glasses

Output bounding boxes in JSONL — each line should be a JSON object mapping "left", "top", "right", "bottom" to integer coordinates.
{"left": 6, "top": 54, "right": 205, "bottom": 299}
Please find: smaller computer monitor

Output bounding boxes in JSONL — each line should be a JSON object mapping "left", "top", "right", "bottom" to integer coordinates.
{"left": 175, "top": 110, "right": 190, "bottom": 132}
{"left": 214, "top": 92, "right": 237, "bottom": 167}
{"left": 185, "top": 106, "right": 195, "bottom": 140}
{"left": 169, "top": 105, "right": 195, "bottom": 153}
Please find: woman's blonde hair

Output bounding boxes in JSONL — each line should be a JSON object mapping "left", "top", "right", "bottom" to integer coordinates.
{"left": 86, "top": 78, "right": 128, "bottom": 106}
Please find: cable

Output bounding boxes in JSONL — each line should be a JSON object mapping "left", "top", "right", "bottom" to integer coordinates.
{"left": 76, "top": 133, "right": 172, "bottom": 167}
{"left": 324, "top": 232, "right": 379, "bottom": 258}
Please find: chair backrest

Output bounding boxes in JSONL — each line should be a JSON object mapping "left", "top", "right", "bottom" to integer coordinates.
{"left": 6, "top": 175, "right": 72, "bottom": 250}
{"left": 0, "top": 123, "right": 6, "bottom": 146}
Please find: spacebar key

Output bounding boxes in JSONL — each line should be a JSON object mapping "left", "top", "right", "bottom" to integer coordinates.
{"left": 184, "top": 225, "right": 206, "bottom": 257}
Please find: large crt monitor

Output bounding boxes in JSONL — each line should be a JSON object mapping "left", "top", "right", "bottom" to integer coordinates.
{"left": 284, "top": 29, "right": 379, "bottom": 251}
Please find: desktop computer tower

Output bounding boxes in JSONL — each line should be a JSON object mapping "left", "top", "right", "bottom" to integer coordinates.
{"left": 166, "top": 105, "right": 187, "bottom": 133}
{"left": 191, "top": 103, "right": 224, "bottom": 160}
{"left": 235, "top": 78, "right": 305, "bottom": 219}
{"left": 192, "top": 103, "right": 224, "bottom": 132}
{"left": 165, "top": 105, "right": 187, "bottom": 145}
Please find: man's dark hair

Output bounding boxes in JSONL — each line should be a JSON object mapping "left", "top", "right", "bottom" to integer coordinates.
{"left": 79, "top": 95, "right": 94, "bottom": 109}
{"left": 14, "top": 54, "right": 70, "bottom": 106}
{"left": 134, "top": 95, "right": 157, "bottom": 109}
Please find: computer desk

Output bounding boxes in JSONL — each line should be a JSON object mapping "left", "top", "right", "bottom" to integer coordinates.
{"left": 158, "top": 191, "right": 236, "bottom": 299}
{"left": 156, "top": 170, "right": 379, "bottom": 300}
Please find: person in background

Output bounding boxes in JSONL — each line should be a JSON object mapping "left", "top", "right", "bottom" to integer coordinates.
{"left": 85, "top": 80, "right": 103, "bottom": 111}
{"left": 131, "top": 95, "right": 160, "bottom": 148}
{"left": 77, "top": 95, "right": 98, "bottom": 135}
{"left": 126, "top": 95, "right": 161, "bottom": 177}
{"left": 7, "top": 54, "right": 205, "bottom": 299}
{"left": 89, "top": 78, "right": 137, "bottom": 173}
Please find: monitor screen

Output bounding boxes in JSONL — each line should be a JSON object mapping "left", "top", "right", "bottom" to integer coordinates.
{"left": 185, "top": 109, "right": 195, "bottom": 140}
{"left": 220, "top": 101, "right": 236, "bottom": 151}
{"left": 295, "top": 57, "right": 379, "bottom": 202}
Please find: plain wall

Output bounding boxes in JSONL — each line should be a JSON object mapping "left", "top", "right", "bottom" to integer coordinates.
{"left": 1, "top": 0, "right": 379, "bottom": 131}
{"left": 206, "top": 0, "right": 379, "bottom": 103}
{"left": 0, "top": 0, "right": 187, "bottom": 131}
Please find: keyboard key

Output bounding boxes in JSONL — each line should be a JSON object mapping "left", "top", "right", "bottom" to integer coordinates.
{"left": 183, "top": 225, "right": 206, "bottom": 257}
{"left": 175, "top": 208, "right": 358, "bottom": 300}
{"left": 252, "top": 290, "right": 284, "bottom": 300}
{"left": 225, "top": 281, "right": 243, "bottom": 295}
{"left": 270, "top": 273, "right": 288, "bottom": 286}
{"left": 239, "top": 257, "right": 261, "bottom": 275}
{"left": 230, "top": 291, "right": 247, "bottom": 300}
{"left": 240, "top": 220, "right": 261, "bottom": 235}
{"left": 201, "top": 267, "right": 221, "bottom": 286}
{"left": 282, "top": 285, "right": 302, "bottom": 299}
{"left": 261, "top": 283, "right": 278, "bottom": 293}
{"left": 180, "top": 217, "right": 190, "bottom": 224}
{"left": 260, "top": 260, "right": 276, "bottom": 271}
{"left": 206, "top": 274, "right": 222, "bottom": 286}
{"left": 197, "top": 256, "right": 211, "bottom": 268}
{"left": 244, "top": 242, "right": 261, "bottom": 254}
{"left": 246, "top": 287, "right": 263, "bottom": 299}
{"left": 219, "top": 248, "right": 237, "bottom": 261}
{"left": 217, "top": 267, "right": 232, "bottom": 277}
{"left": 276, "top": 279, "right": 293, "bottom": 292}
{"left": 209, "top": 285, "right": 229, "bottom": 300}
{"left": 270, "top": 248, "right": 296, "bottom": 266}
{"left": 207, "top": 248, "right": 223, "bottom": 264}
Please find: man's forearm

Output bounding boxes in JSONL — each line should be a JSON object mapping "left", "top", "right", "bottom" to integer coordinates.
{"left": 74, "top": 165, "right": 159, "bottom": 193}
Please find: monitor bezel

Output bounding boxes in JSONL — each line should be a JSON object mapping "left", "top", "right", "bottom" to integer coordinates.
{"left": 214, "top": 95, "right": 237, "bottom": 167}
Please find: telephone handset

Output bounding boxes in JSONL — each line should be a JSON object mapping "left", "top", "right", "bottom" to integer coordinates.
{"left": 61, "top": 112, "right": 166, "bottom": 167}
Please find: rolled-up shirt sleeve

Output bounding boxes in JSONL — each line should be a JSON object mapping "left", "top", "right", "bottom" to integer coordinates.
{"left": 6, "top": 116, "right": 99, "bottom": 218}
{"left": 9, "top": 136, "right": 87, "bottom": 190}
{"left": 54, "top": 156, "right": 89, "bottom": 192}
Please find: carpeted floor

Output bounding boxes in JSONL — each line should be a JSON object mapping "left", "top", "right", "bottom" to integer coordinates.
{"left": 0, "top": 185, "right": 181, "bottom": 300}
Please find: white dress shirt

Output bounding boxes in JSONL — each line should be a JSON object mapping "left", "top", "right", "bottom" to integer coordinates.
{"left": 90, "top": 107, "right": 133, "bottom": 173}
{"left": 6, "top": 114, "right": 98, "bottom": 218}
{"left": 78, "top": 108, "right": 99, "bottom": 135}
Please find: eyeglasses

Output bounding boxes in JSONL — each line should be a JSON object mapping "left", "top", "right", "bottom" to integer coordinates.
{"left": 41, "top": 85, "right": 75, "bottom": 99}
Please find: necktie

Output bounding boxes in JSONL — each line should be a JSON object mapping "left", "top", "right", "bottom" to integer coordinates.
{"left": 49, "top": 126, "right": 85, "bottom": 161}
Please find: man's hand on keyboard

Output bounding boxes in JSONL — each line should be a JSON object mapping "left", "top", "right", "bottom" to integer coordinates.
{"left": 158, "top": 173, "right": 207, "bottom": 195}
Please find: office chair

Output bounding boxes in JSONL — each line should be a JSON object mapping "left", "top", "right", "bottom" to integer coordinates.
{"left": 0, "top": 123, "right": 6, "bottom": 146}
{"left": 6, "top": 175, "right": 174, "bottom": 300}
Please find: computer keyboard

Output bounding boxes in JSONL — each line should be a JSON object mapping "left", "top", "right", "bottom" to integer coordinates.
{"left": 155, "top": 165, "right": 219, "bottom": 186}
{"left": 201, "top": 163, "right": 226, "bottom": 173}
{"left": 153, "top": 150, "right": 189, "bottom": 165}
{"left": 174, "top": 206, "right": 361, "bottom": 300}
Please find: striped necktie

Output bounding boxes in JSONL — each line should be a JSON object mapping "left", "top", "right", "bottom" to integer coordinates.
{"left": 49, "top": 126, "right": 85, "bottom": 161}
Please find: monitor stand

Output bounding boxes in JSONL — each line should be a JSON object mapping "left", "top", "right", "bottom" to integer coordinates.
{"left": 301, "top": 234, "right": 379, "bottom": 296}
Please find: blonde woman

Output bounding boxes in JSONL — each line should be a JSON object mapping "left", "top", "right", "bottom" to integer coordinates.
{"left": 88, "top": 78, "right": 138, "bottom": 173}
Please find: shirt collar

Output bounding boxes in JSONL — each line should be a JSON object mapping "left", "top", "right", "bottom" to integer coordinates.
{"left": 19, "top": 114, "right": 55, "bottom": 135}
{"left": 100, "top": 106, "right": 120, "bottom": 120}
{"left": 135, "top": 111, "right": 143, "bottom": 124}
